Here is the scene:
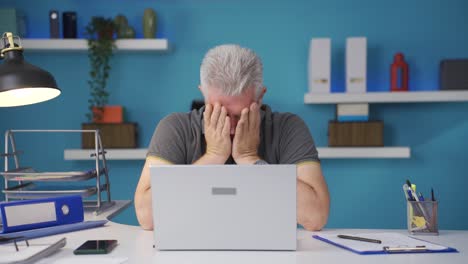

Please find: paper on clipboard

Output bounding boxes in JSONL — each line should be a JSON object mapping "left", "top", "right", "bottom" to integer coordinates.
{"left": 313, "top": 233, "right": 457, "bottom": 254}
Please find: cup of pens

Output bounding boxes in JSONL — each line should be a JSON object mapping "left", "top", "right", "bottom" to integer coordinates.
{"left": 404, "top": 180, "right": 438, "bottom": 235}
{"left": 407, "top": 200, "right": 438, "bottom": 235}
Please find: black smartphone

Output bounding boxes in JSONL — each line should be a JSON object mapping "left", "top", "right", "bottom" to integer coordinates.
{"left": 73, "top": 240, "right": 118, "bottom": 255}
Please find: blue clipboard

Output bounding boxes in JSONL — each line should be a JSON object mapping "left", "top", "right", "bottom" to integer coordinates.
{"left": 313, "top": 233, "right": 458, "bottom": 255}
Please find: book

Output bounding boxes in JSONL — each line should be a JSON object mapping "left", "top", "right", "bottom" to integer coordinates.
{"left": 336, "top": 103, "right": 369, "bottom": 122}
{"left": 0, "top": 237, "right": 66, "bottom": 264}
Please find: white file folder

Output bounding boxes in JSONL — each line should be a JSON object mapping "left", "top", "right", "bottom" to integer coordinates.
{"left": 308, "top": 38, "right": 331, "bottom": 93}
{"left": 346, "top": 37, "right": 367, "bottom": 93}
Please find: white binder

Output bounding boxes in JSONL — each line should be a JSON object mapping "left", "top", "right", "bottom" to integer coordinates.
{"left": 308, "top": 38, "right": 331, "bottom": 93}
{"left": 346, "top": 37, "right": 367, "bottom": 93}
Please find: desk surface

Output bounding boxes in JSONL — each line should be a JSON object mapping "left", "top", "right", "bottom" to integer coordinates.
{"left": 32, "top": 204, "right": 467, "bottom": 264}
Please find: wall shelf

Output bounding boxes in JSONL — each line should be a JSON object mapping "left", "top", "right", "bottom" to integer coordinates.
{"left": 64, "top": 147, "right": 410, "bottom": 160}
{"left": 65, "top": 148, "right": 148, "bottom": 160}
{"left": 304, "top": 91, "right": 468, "bottom": 104}
{"left": 21, "top": 39, "right": 169, "bottom": 52}
{"left": 317, "top": 147, "right": 410, "bottom": 158}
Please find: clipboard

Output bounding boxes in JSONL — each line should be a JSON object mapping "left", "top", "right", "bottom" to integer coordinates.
{"left": 313, "top": 233, "right": 458, "bottom": 255}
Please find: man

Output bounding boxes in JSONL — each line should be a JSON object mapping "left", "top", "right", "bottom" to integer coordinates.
{"left": 135, "top": 44, "right": 330, "bottom": 231}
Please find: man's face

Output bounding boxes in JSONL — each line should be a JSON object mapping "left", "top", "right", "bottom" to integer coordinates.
{"left": 204, "top": 86, "right": 258, "bottom": 135}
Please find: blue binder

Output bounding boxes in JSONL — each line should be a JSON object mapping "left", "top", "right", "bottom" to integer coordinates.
{"left": 0, "top": 195, "right": 84, "bottom": 233}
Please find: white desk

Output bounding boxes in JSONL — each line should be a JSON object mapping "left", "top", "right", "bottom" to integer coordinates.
{"left": 32, "top": 205, "right": 467, "bottom": 264}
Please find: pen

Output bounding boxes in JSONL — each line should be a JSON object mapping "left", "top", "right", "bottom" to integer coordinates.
{"left": 418, "top": 192, "right": 425, "bottom": 201}
{"left": 431, "top": 188, "right": 436, "bottom": 201}
{"left": 403, "top": 184, "right": 416, "bottom": 201}
{"left": 406, "top": 179, "right": 413, "bottom": 190}
{"left": 337, "top": 235, "right": 382, "bottom": 244}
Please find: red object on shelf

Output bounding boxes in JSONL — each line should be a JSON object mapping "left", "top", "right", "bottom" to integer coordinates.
{"left": 390, "top": 53, "right": 409, "bottom": 92}
{"left": 92, "top": 105, "right": 124, "bottom": 123}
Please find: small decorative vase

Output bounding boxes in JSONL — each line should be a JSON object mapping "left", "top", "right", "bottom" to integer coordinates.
{"left": 143, "top": 8, "right": 157, "bottom": 38}
{"left": 114, "top": 14, "right": 128, "bottom": 38}
{"left": 115, "top": 14, "right": 132, "bottom": 38}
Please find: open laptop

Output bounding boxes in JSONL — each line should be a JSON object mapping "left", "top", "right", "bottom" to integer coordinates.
{"left": 150, "top": 165, "right": 297, "bottom": 251}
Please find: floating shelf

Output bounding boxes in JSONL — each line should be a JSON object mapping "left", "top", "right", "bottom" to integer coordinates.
{"left": 64, "top": 147, "right": 410, "bottom": 160}
{"left": 65, "top": 148, "right": 148, "bottom": 160}
{"left": 317, "top": 147, "right": 410, "bottom": 158}
{"left": 21, "top": 39, "right": 169, "bottom": 52}
{"left": 304, "top": 91, "right": 468, "bottom": 104}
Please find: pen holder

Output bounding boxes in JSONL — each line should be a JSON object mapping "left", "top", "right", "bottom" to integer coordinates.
{"left": 407, "top": 200, "right": 438, "bottom": 235}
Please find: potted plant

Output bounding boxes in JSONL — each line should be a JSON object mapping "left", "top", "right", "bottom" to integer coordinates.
{"left": 85, "top": 16, "right": 117, "bottom": 122}
{"left": 82, "top": 16, "right": 137, "bottom": 149}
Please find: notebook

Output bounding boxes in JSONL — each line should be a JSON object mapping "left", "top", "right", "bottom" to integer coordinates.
{"left": 313, "top": 233, "right": 458, "bottom": 255}
{"left": 0, "top": 237, "right": 66, "bottom": 264}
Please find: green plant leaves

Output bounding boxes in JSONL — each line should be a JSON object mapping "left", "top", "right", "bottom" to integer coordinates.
{"left": 85, "top": 16, "right": 116, "bottom": 122}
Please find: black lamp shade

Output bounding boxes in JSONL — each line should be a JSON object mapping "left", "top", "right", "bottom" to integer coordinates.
{"left": 0, "top": 49, "right": 61, "bottom": 107}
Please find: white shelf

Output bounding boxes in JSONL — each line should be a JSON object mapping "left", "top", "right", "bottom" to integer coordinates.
{"left": 64, "top": 147, "right": 410, "bottom": 160}
{"left": 304, "top": 91, "right": 468, "bottom": 104}
{"left": 317, "top": 147, "right": 410, "bottom": 158}
{"left": 21, "top": 39, "right": 169, "bottom": 51}
{"left": 64, "top": 148, "right": 148, "bottom": 160}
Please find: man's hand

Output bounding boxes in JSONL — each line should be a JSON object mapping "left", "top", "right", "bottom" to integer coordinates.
{"left": 203, "top": 103, "right": 231, "bottom": 163}
{"left": 232, "top": 102, "right": 261, "bottom": 164}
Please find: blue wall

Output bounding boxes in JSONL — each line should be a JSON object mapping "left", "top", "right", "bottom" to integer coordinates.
{"left": 1, "top": 0, "right": 467, "bottom": 229}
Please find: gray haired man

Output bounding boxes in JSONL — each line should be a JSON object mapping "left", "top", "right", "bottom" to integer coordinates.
{"left": 135, "top": 44, "right": 330, "bottom": 231}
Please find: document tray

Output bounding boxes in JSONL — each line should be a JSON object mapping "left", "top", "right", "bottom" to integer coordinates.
{"left": 1, "top": 168, "right": 105, "bottom": 182}
{"left": 2, "top": 183, "right": 108, "bottom": 199}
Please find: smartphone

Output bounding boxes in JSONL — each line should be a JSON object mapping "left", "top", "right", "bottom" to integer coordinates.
{"left": 73, "top": 240, "right": 118, "bottom": 255}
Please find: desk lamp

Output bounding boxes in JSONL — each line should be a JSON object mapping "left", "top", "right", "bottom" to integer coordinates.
{"left": 0, "top": 32, "right": 60, "bottom": 107}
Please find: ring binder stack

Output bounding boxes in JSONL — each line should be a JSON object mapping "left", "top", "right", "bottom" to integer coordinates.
{"left": 1, "top": 129, "right": 114, "bottom": 215}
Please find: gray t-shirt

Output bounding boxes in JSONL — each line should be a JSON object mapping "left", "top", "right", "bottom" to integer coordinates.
{"left": 147, "top": 105, "right": 319, "bottom": 164}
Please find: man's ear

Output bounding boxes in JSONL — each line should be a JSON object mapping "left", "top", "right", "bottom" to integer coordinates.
{"left": 257, "top": 87, "right": 267, "bottom": 105}
{"left": 199, "top": 85, "right": 208, "bottom": 103}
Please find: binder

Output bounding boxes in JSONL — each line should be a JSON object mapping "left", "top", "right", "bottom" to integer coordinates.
{"left": 0, "top": 195, "right": 83, "bottom": 233}
{"left": 308, "top": 38, "right": 331, "bottom": 93}
{"left": 313, "top": 233, "right": 458, "bottom": 255}
{"left": 346, "top": 37, "right": 367, "bottom": 93}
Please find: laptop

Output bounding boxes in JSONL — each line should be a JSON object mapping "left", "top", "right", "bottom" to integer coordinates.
{"left": 150, "top": 165, "right": 297, "bottom": 251}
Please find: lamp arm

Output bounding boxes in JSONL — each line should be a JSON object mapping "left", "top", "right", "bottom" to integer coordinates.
{"left": 1, "top": 32, "right": 23, "bottom": 59}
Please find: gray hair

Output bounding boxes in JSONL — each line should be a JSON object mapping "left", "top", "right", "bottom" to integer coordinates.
{"left": 200, "top": 44, "right": 263, "bottom": 97}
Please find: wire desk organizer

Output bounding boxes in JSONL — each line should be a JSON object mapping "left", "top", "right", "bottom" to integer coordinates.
{"left": 1, "top": 129, "right": 114, "bottom": 215}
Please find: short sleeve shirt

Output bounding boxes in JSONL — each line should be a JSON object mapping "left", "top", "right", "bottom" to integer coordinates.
{"left": 147, "top": 104, "right": 319, "bottom": 164}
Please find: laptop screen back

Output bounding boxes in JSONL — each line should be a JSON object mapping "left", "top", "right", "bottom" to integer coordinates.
{"left": 150, "top": 165, "right": 297, "bottom": 250}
